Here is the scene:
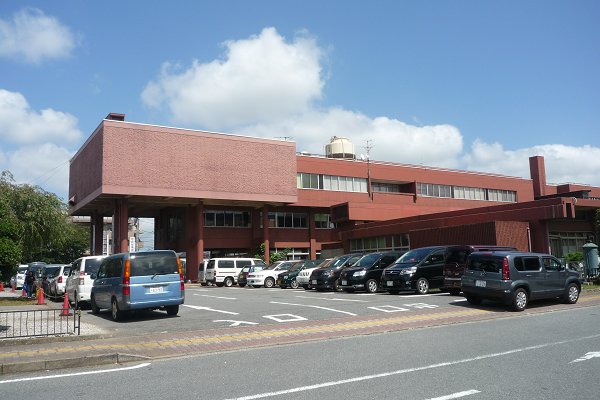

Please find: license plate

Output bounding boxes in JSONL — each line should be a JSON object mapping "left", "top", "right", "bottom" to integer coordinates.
{"left": 312, "top": 280, "right": 317, "bottom": 284}
{"left": 341, "top": 280, "right": 347, "bottom": 286}
{"left": 475, "top": 280, "right": 486, "bottom": 288}
{"left": 149, "top": 286, "right": 164, "bottom": 293}
{"left": 387, "top": 281, "right": 394, "bottom": 287}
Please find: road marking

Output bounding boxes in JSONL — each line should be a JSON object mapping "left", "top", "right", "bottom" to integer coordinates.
{"left": 295, "top": 296, "right": 368, "bottom": 303}
{"left": 426, "top": 389, "right": 480, "bottom": 400}
{"left": 0, "top": 363, "right": 151, "bottom": 384}
{"left": 570, "top": 351, "right": 600, "bottom": 363}
{"left": 270, "top": 301, "right": 357, "bottom": 316}
{"left": 183, "top": 304, "right": 239, "bottom": 315}
{"left": 264, "top": 314, "right": 307, "bottom": 322}
{"left": 214, "top": 320, "right": 259, "bottom": 327}
{"left": 368, "top": 305, "right": 410, "bottom": 313}
{"left": 195, "top": 294, "right": 237, "bottom": 300}
{"left": 404, "top": 303, "right": 439, "bottom": 309}
{"left": 221, "top": 332, "right": 600, "bottom": 400}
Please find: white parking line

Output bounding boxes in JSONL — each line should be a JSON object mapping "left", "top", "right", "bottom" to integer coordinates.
{"left": 183, "top": 305, "right": 239, "bottom": 315}
{"left": 427, "top": 389, "right": 480, "bottom": 400}
{"left": 195, "top": 294, "right": 237, "bottom": 300}
{"left": 0, "top": 363, "right": 151, "bottom": 384}
{"left": 295, "top": 296, "right": 368, "bottom": 303}
{"left": 221, "top": 332, "right": 600, "bottom": 400}
{"left": 270, "top": 301, "right": 357, "bottom": 316}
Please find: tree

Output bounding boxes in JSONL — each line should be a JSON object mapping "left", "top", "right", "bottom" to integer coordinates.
{"left": 0, "top": 195, "right": 22, "bottom": 281}
{"left": 254, "top": 242, "right": 290, "bottom": 264}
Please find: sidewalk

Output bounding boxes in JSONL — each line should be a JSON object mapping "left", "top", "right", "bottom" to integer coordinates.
{"left": 2, "top": 289, "right": 600, "bottom": 375}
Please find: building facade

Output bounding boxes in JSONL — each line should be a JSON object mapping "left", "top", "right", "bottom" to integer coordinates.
{"left": 68, "top": 114, "right": 600, "bottom": 281}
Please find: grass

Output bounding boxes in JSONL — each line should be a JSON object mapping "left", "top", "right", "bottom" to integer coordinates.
{"left": 0, "top": 297, "right": 37, "bottom": 307}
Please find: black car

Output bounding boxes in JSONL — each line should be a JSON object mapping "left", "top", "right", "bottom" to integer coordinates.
{"left": 382, "top": 246, "right": 447, "bottom": 294}
{"left": 308, "top": 254, "right": 363, "bottom": 291}
{"left": 338, "top": 251, "right": 403, "bottom": 293}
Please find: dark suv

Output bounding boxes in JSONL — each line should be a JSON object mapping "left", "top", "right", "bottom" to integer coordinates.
{"left": 461, "top": 251, "right": 582, "bottom": 311}
{"left": 338, "top": 251, "right": 403, "bottom": 293}
{"left": 381, "top": 246, "right": 446, "bottom": 295}
{"left": 308, "top": 254, "right": 362, "bottom": 291}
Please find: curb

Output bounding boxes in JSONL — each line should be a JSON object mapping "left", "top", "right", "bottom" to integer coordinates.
{"left": 0, "top": 353, "right": 150, "bottom": 375}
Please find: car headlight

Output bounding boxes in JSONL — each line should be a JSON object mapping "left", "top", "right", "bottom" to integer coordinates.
{"left": 353, "top": 270, "right": 366, "bottom": 277}
{"left": 400, "top": 267, "right": 417, "bottom": 275}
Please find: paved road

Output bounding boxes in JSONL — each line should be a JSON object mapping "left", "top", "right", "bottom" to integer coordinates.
{"left": 1, "top": 302, "right": 599, "bottom": 400}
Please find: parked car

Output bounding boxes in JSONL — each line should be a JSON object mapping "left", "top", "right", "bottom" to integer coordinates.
{"left": 338, "top": 251, "right": 403, "bottom": 293}
{"left": 40, "top": 264, "right": 63, "bottom": 296}
{"left": 461, "top": 251, "right": 583, "bottom": 311}
{"left": 199, "top": 260, "right": 208, "bottom": 285}
{"left": 308, "top": 254, "right": 363, "bottom": 291}
{"left": 66, "top": 255, "right": 106, "bottom": 308}
{"left": 205, "top": 258, "right": 267, "bottom": 287}
{"left": 48, "top": 264, "right": 72, "bottom": 297}
{"left": 277, "top": 259, "right": 320, "bottom": 289}
{"left": 247, "top": 260, "right": 299, "bottom": 288}
{"left": 381, "top": 246, "right": 449, "bottom": 295}
{"left": 238, "top": 264, "right": 266, "bottom": 287}
{"left": 442, "top": 245, "right": 517, "bottom": 295}
{"left": 297, "top": 258, "right": 332, "bottom": 289}
{"left": 91, "top": 250, "right": 185, "bottom": 321}
{"left": 12, "top": 264, "right": 28, "bottom": 289}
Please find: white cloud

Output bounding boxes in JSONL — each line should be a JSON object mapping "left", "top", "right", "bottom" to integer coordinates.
{"left": 142, "top": 27, "right": 324, "bottom": 130}
{"left": 0, "top": 89, "right": 82, "bottom": 145}
{"left": 464, "top": 140, "right": 600, "bottom": 186}
{"left": 3, "top": 143, "right": 72, "bottom": 199}
{"left": 0, "top": 8, "right": 77, "bottom": 63}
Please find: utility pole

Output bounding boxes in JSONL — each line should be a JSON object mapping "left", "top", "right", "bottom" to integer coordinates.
{"left": 363, "top": 140, "right": 373, "bottom": 201}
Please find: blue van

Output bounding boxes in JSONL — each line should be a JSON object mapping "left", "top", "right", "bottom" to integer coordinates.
{"left": 90, "top": 250, "right": 185, "bottom": 321}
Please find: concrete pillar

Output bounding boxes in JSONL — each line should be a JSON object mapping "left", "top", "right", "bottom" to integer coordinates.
{"left": 529, "top": 156, "right": 547, "bottom": 199}
{"left": 308, "top": 211, "right": 317, "bottom": 259}
{"left": 262, "top": 206, "right": 270, "bottom": 264}
{"left": 185, "top": 202, "right": 203, "bottom": 282}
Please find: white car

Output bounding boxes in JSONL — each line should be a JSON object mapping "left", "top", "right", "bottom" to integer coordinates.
{"left": 247, "top": 260, "right": 299, "bottom": 288}
{"left": 12, "top": 264, "right": 28, "bottom": 289}
{"left": 66, "top": 255, "right": 106, "bottom": 308}
{"left": 297, "top": 259, "right": 332, "bottom": 289}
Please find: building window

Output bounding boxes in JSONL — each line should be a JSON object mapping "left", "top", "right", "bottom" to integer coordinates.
{"left": 204, "top": 210, "right": 251, "bottom": 228}
{"left": 487, "top": 189, "right": 517, "bottom": 202}
{"left": 417, "top": 183, "right": 452, "bottom": 198}
{"left": 297, "top": 173, "right": 367, "bottom": 193}
{"left": 268, "top": 212, "right": 308, "bottom": 228}
{"left": 372, "top": 182, "right": 401, "bottom": 193}
{"left": 349, "top": 234, "right": 410, "bottom": 252}
{"left": 453, "top": 186, "right": 486, "bottom": 201}
{"left": 314, "top": 213, "right": 335, "bottom": 229}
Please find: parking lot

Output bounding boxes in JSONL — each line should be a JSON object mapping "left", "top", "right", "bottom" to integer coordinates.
{"left": 79, "top": 285, "right": 576, "bottom": 337}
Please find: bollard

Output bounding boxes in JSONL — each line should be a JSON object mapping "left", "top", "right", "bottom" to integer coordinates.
{"left": 11, "top": 282, "right": 15, "bottom": 293}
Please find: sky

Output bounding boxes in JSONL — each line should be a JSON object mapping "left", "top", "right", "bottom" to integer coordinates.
{"left": 1, "top": 0, "right": 600, "bottom": 204}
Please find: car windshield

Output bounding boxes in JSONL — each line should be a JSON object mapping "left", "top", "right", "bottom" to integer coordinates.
{"left": 44, "top": 266, "right": 61, "bottom": 277}
{"left": 240, "top": 267, "right": 251, "bottom": 273}
{"left": 18, "top": 267, "right": 28, "bottom": 274}
{"left": 351, "top": 253, "right": 381, "bottom": 268}
{"left": 329, "top": 255, "right": 361, "bottom": 269}
{"left": 84, "top": 258, "right": 104, "bottom": 275}
{"left": 395, "top": 248, "right": 439, "bottom": 264}
{"left": 267, "top": 261, "right": 292, "bottom": 270}
{"left": 288, "top": 262, "right": 306, "bottom": 272}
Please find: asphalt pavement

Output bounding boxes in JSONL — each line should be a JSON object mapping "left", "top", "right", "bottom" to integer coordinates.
{"left": 2, "top": 285, "right": 600, "bottom": 375}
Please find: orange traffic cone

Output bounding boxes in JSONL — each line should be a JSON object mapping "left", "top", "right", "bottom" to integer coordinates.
{"left": 0, "top": 282, "right": 4, "bottom": 291}
{"left": 22, "top": 287, "right": 27, "bottom": 297}
{"left": 60, "top": 293, "right": 72, "bottom": 316}
{"left": 37, "top": 287, "right": 45, "bottom": 305}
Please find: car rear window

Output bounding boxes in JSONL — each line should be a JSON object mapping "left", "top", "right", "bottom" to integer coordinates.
{"left": 84, "top": 258, "right": 103, "bottom": 275}
{"left": 130, "top": 253, "right": 179, "bottom": 276}
{"left": 467, "top": 255, "right": 504, "bottom": 273}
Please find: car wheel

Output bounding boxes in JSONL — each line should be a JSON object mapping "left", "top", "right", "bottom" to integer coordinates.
{"left": 564, "top": 283, "right": 580, "bottom": 304}
{"left": 238, "top": 283, "right": 246, "bottom": 288}
{"left": 215, "top": 282, "right": 224, "bottom": 287}
{"left": 264, "top": 277, "right": 275, "bottom": 288}
{"left": 290, "top": 280, "right": 299, "bottom": 289}
{"left": 200, "top": 282, "right": 207, "bottom": 286}
{"left": 224, "top": 277, "right": 234, "bottom": 287}
{"left": 415, "top": 277, "right": 429, "bottom": 295}
{"left": 465, "top": 295, "right": 482, "bottom": 305}
{"left": 111, "top": 298, "right": 123, "bottom": 321}
{"left": 365, "top": 279, "right": 378, "bottom": 293}
{"left": 166, "top": 305, "right": 179, "bottom": 316}
{"left": 303, "top": 285, "right": 310, "bottom": 290}
{"left": 90, "top": 295, "right": 100, "bottom": 315}
{"left": 512, "top": 288, "right": 528, "bottom": 311}
{"left": 449, "top": 289, "right": 461, "bottom": 296}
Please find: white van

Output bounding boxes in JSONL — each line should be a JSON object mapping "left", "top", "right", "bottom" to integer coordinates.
{"left": 205, "top": 258, "right": 266, "bottom": 287}
{"left": 65, "top": 255, "right": 106, "bottom": 308}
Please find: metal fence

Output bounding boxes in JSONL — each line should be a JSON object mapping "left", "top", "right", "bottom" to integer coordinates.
{"left": 0, "top": 308, "right": 80, "bottom": 339}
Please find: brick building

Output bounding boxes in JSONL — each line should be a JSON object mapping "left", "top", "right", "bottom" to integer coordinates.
{"left": 68, "top": 114, "right": 600, "bottom": 281}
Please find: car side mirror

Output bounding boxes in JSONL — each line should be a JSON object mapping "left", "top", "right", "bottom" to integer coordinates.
{"left": 91, "top": 273, "right": 97, "bottom": 279}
